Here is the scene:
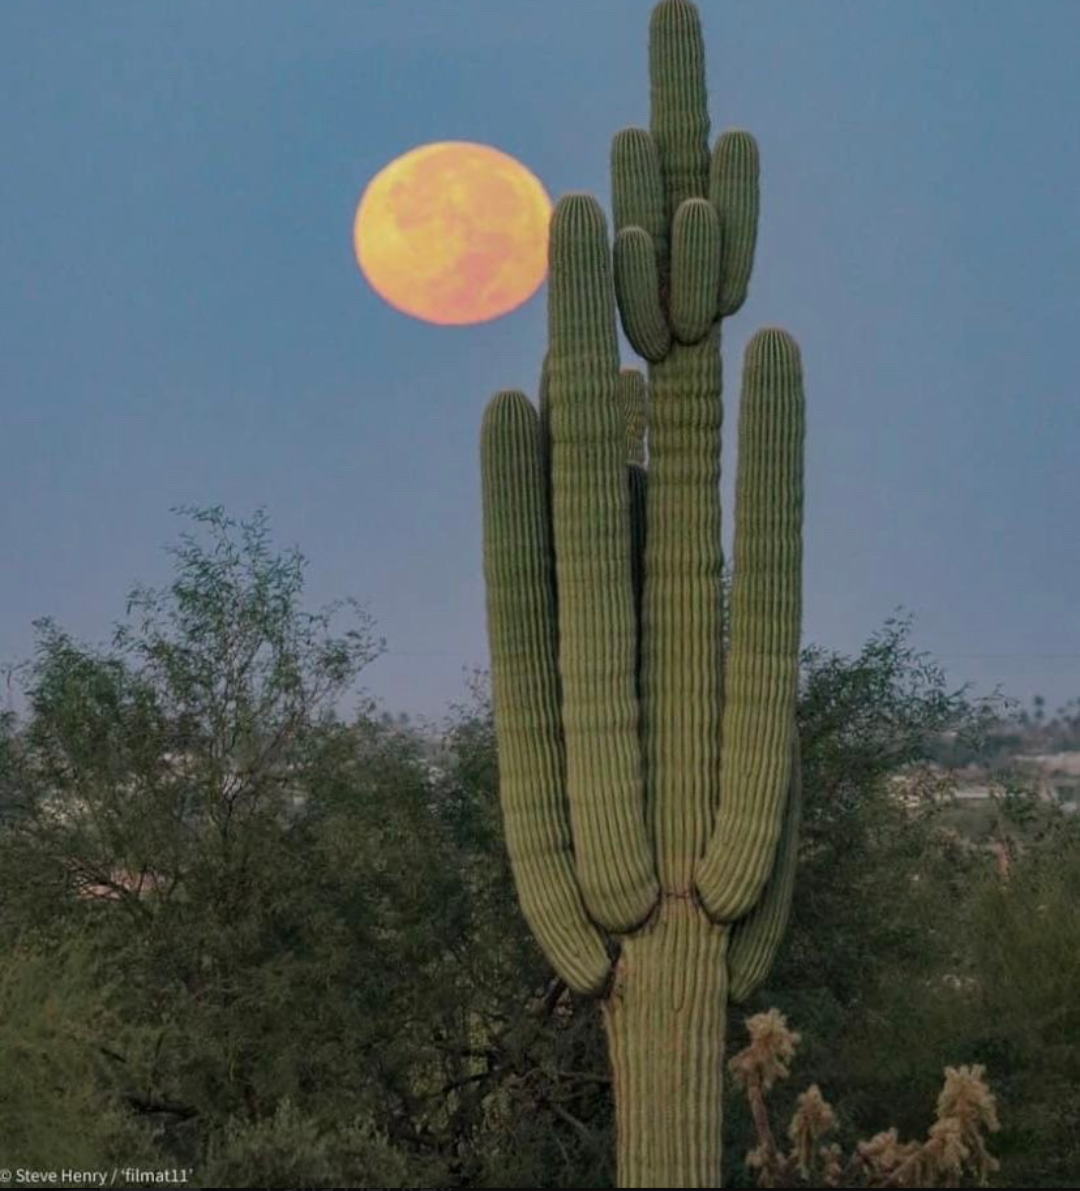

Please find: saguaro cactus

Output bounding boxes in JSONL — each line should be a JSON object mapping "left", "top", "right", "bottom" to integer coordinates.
{"left": 480, "top": 1, "right": 805, "bottom": 1185}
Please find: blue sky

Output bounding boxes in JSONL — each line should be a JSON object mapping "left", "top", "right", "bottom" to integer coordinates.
{"left": 2, "top": 1, "right": 1079, "bottom": 723}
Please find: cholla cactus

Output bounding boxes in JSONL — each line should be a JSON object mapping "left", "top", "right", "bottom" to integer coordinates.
{"left": 728, "top": 1013, "right": 1001, "bottom": 1188}
{"left": 481, "top": 2, "right": 805, "bottom": 1184}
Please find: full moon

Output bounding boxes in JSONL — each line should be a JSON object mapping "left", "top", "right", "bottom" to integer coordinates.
{"left": 354, "top": 141, "right": 552, "bottom": 326}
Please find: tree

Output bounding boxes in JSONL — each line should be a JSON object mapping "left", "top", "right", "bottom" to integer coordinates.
{"left": 2, "top": 505, "right": 1074, "bottom": 1185}
{"left": 0, "top": 507, "right": 440, "bottom": 1185}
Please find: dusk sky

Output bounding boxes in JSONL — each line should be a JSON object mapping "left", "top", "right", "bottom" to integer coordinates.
{"left": 3, "top": 1, "right": 1079, "bottom": 725}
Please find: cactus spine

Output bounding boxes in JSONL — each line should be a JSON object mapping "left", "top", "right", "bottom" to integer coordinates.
{"left": 480, "top": 2, "right": 805, "bottom": 1184}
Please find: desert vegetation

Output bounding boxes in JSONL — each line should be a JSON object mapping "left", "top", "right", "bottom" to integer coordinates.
{"left": 1, "top": 508, "right": 1076, "bottom": 1187}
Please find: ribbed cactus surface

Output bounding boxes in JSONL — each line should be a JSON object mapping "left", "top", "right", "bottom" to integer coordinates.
{"left": 480, "top": 2, "right": 806, "bottom": 1185}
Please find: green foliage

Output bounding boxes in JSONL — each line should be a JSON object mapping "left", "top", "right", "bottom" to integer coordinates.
{"left": 0, "top": 509, "right": 609, "bottom": 1187}
{"left": 0, "top": 508, "right": 422, "bottom": 1182}
{"left": 2, "top": 504, "right": 1075, "bottom": 1186}
{"left": 901, "top": 821, "right": 1080, "bottom": 1189}
{"left": 721, "top": 624, "right": 1079, "bottom": 1189}
{"left": 771, "top": 619, "right": 979, "bottom": 1007}
{"left": 202, "top": 1102, "right": 430, "bottom": 1190}
{"left": 0, "top": 937, "right": 155, "bottom": 1169}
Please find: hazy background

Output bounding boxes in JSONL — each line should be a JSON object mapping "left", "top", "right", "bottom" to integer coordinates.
{"left": 3, "top": 0, "right": 1078, "bottom": 722}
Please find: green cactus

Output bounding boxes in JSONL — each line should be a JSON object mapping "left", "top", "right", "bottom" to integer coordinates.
{"left": 480, "top": 1, "right": 805, "bottom": 1184}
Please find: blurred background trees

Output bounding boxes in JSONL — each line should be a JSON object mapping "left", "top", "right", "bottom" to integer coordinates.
{"left": 1, "top": 510, "right": 1076, "bottom": 1187}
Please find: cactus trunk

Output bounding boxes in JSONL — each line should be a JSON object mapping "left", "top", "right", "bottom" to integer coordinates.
{"left": 605, "top": 900, "right": 729, "bottom": 1188}
{"left": 642, "top": 334, "right": 725, "bottom": 893}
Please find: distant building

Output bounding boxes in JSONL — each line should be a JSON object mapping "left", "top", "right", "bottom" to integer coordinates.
{"left": 1016, "top": 751, "right": 1080, "bottom": 810}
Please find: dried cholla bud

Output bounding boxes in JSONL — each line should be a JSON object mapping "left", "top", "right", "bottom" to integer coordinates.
{"left": 787, "top": 1083, "right": 837, "bottom": 1178}
{"left": 729, "top": 1008, "right": 802, "bottom": 1092}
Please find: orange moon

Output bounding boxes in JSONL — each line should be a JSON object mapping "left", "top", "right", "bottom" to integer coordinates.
{"left": 354, "top": 141, "right": 552, "bottom": 326}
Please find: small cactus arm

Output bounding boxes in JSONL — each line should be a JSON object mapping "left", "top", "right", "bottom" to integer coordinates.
{"left": 480, "top": 1, "right": 805, "bottom": 1184}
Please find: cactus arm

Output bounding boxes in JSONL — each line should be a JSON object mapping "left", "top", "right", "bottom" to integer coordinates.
{"left": 611, "top": 128, "right": 672, "bottom": 361}
{"left": 696, "top": 329, "right": 805, "bottom": 921}
{"left": 628, "top": 462, "right": 648, "bottom": 703}
{"left": 618, "top": 368, "right": 649, "bottom": 467}
{"left": 726, "top": 735, "right": 802, "bottom": 1003}
{"left": 618, "top": 370, "right": 650, "bottom": 703}
{"left": 618, "top": 369, "right": 649, "bottom": 644}
{"left": 613, "top": 229, "right": 671, "bottom": 362}
{"left": 538, "top": 351, "right": 553, "bottom": 486}
{"left": 480, "top": 390, "right": 612, "bottom": 996}
{"left": 710, "top": 131, "right": 760, "bottom": 317}
{"left": 649, "top": 0, "right": 711, "bottom": 215}
{"left": 611, "top": 128, "right": 668, "bottom": 254}
{"left": 547, "top": 196, "right": 659, "bottom": 932}
{"left": 670, "top": 197, "right": 722, "bottom": 343}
